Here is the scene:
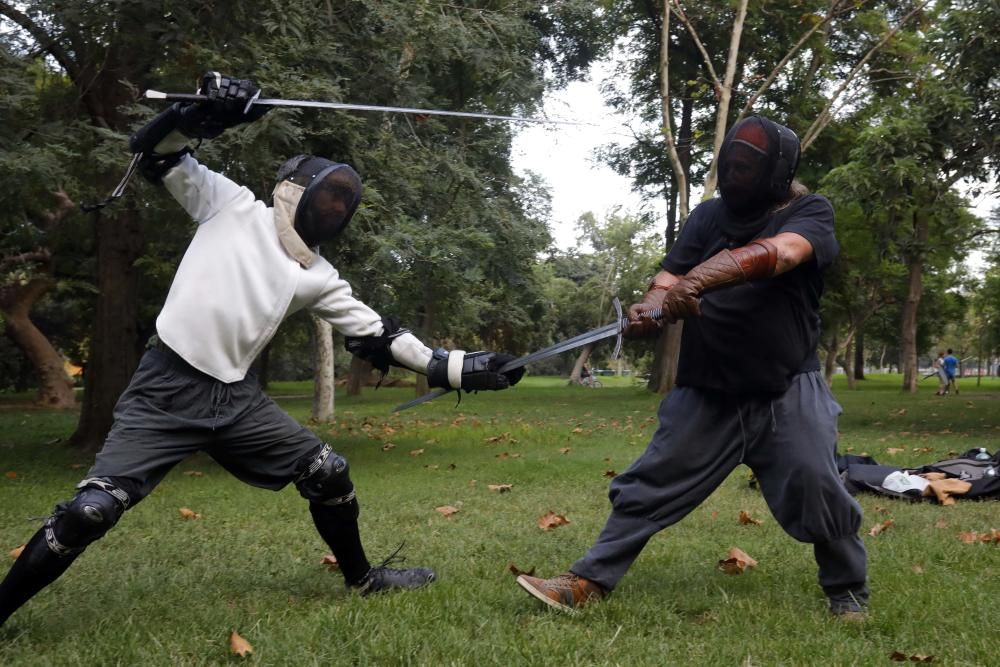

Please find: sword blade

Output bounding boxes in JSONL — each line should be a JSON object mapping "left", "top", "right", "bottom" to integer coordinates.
{"left": 497, "top": 319, "right": 626, "bottom": 374}
{"left": 392, "top": 388, "right": 452, "bottom": 413}
{"left": 144, "top": 90, "right": 589, "bottom": 126}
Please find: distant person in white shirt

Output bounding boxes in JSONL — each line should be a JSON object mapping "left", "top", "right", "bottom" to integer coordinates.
{"left": 0, "top": 72, "right": 523, "bottom": 630}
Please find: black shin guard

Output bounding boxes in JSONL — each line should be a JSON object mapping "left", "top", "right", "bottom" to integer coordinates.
{"left": 0, "top": 529, "right": 79, "bottom": 627}
{"left": 309, "top": 500, "right": 370, "bottom": 585}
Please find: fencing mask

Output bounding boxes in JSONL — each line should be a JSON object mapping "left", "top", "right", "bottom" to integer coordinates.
{"left": 274, "top": 155, "right": 362, "bottom": 247}
{"left": 717, "top": 115, "right": 801, "bottom": 219}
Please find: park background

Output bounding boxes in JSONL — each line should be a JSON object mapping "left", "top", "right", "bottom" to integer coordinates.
{"left": 1, "top": 0, "right": 998, "bottom": 664}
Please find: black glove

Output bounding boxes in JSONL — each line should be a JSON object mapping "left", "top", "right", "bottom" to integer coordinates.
{"left": 177, "top": 71, "right": 271, "bottom": 139}
{"left": 427, "top": 350, "right": 524, "bottom": 392}
{"left": 344, "top": 317, "right": 405, "bottom": 375}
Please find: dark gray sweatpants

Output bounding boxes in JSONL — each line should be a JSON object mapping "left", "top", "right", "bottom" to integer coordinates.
{"left": 570, "top": 371, "right": 867, "bottom": 596}
{"left": 86, "top": 346, "right": 325, "bottom": 503}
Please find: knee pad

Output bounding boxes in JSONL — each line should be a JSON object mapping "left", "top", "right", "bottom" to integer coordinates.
{"left": 45, "top": 479, "right": 130, "bottom": 556}
{"left": 295, "top": 445, "right": 356, "bottom": 506}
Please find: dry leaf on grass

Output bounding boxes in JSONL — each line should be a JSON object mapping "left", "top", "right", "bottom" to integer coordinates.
{"left": 320, "top": 554, "right": 339, "bottom": 571}
{"left": 869, "top": 519, "right": 894, "bottom": 536}
{"left": 183, "top": 471, "right": 204, "bottom": 477}
{"left": 69, "top": 463, "right": 86, "bottom": 470}
{"left": 603, "top": 470, "right": 617, "bottom": 478}
{"left": 178, "top": 507, "right": 202, "bottom": 520}
{"left": 958, "top": 529, "right": 1000, "bottom": 545}
{"left": 487, "top": 484, "right": 513, "bottom": 493}
{"left": 889, "top": 651, "right": 933, "bottom": 662}
{"left": 558, "top": 447, "right": 571, "bottom": 454}
{"left": 537, "top": 511, "right": 570, "bottom": 531}
{"left": 435, "top": 505, "right": 460, "bottom": 518}
{"left": 468, "top": 479, "right": 477, "bottom": 487}
{"left": 409, "top": 448, "right": 425, "bottom": 457}
{"left": 506, "top": 561, "right": 535, "bottom": 578}
{"left": 10, "top": 544, "right": 25, "bottom": 559}
{"left": 4, "top": 471, "right": 17, "bottom": 479}
{"left": 229, "top": 631, "right": 254, "bottom": 657}
{"left": 571, "top": 427, "right": 584, "bottom": 434}
{"left": 382, "top": 443, "right": 396, "bottom": 451}
{"left": 911, "top": 564, "right": 924, "bottom": 574}
{"left": 738, "top": 511, "right": 762, "bottom": 526}
{"left": 717, "top": 547, "right": 757, "bottom": 575}
{"left": 886, "top": 448, "right": 905, "bottom": 455}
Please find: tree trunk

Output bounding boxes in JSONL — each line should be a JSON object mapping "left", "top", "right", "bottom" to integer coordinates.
{"left": 842, "top": 338, "right": 856, "bottom": 390}
{"left": 311, "top": 315, "right": 334, "bottom": 422}
{"left": 900, "top": 211, "right": 928, "bottom": 393}
{"left": 824, "top": 330, "right": 839, "bottom": 385}
{"left": 347, "top": 356, "right": 371, "bottom": 396}
{"left": 647, "top": 322, "right": 683, "bottom": 393}
{"left": 853, "top": 331, "right": 865, "bottom": 380}
{"left": 568, "top": 344, "right": 594, "bottom": 385}
{"left": 71, "top": 208, "right": 144, "bottom": 450}
{"left": 0, "top": 278, "right": 76, "bottom": 409}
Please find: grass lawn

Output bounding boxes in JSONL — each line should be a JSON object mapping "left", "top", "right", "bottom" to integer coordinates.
{"left": 1, "top": 374, "right": 998, "bottom": 666}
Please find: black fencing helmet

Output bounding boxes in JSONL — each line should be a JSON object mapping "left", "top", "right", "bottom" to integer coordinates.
{"left": 276, "top": 155, "right": 362, "bottom": 246}
{"left": 717, "top": 116, "right": 801, "bottom": 218}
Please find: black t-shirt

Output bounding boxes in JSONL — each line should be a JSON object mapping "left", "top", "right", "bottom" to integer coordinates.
{"left": 661, "top": 194, "right": 838, "bottom": 394}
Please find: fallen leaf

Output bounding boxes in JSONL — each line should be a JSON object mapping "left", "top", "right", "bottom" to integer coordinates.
{"left": 183, "top": 471, "right": 204, "bottom": 477}
{"left": 558, "top": 447, "right": 571, "bottom": 454}
{"left": 738, "top": 511, "right": 762, "bottom": 526}
{"left": 911, "top": 564, "right": 924, "bottom": 574}
{"left": 178, "top": 507, "right": 201, "bottom": 520}
{"left": 10, "top": 544, "right": 25, "bottom": 559}
{"left": 711, "top": 511, "right": 719, "bottom": 519}
{"left": 934, "top": 519, "right": 948, "bottom": 529}
{"left": 873, "top": 505, "right": 890, "bottom": 514}
{"left": 229, "top": 631, "right": 253, "bottom": 657}
{"left": 382, "top": 425, "right": 396, "bottom": 435}
{"left": 603, "top": 469, "right": 616, "bottom": 478}
{"left": 487, "top": 483, "right": 513, "bottom": 493}
{"left": 409, "top": 448, "right": 424, "bottom": 457}
{"left": 571, "top": 427, "right": 583, "bottom": 434}
{"left": 886, "top": 447, "right": 905, "bottom": 455}
{"left": 889, "top": 651, "right": 933, "bottom": 663}
{"left": 435, "top": 505, "right": 460, "bottom": 518}
{"left": 959, "top": 531, "right": 980, "bottom": 544}
{"left": 537, "top": 511, "right": 570, "bottom": 531}
{"left": 496, "top": 452, "right": 510, "bottom": 459}
{"left": 320, "top": 554, "right": 339, "bottom": 571}
{"left": 506, "top": 561, "right": 535, "bottom": 578}
{"left": 717, "top": 547, "right": 758, "bottom": 574}
{"left": 382, "top": 443, "right": 396, "bottom": 451}
{"left": 468, "top": 479, "right": 477, "bottom": 486}
{"left": 69, "top": 463, "right": 86, "bottom": 469}
{"left": 4, "top": 471, "right": 17, "bottom": 479}
{"left": 869, "top": 519, "right": 894, "bottom": 536}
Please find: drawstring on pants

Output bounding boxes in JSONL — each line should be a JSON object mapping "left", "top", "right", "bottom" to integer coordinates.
{"left": 736, "top": 405, "right": 748, "bottom": 463}
{"left": 209, "top": 382, "right": 233, "bottom": 430}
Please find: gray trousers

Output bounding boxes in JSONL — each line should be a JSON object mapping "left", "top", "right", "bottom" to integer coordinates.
{"left": 86, "top": 346, "right": 324, "bottom": 503}
{"left": 570, "top": 371, "right": 867, "bottom": 596}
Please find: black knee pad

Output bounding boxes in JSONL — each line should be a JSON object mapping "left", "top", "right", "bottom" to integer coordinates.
{"left": 295, "top": 445, "right": 356, "bottom": 506}
{"left": 45, "top": 479, "right": 130, "bottom": 556}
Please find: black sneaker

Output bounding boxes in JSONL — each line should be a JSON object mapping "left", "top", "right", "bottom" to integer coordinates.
{"left": 828, "top": 589, "right": 869, "bottom": 620}
{"left": 353, "top": 544, "right": 436, "bottom": 596}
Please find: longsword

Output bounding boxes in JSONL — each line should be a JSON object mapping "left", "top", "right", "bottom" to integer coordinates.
{"left": 393, "top": 298, "right": 666, "bottom": 412}
{"left": 144, "top": 90, "right": 591, "bottom": 126}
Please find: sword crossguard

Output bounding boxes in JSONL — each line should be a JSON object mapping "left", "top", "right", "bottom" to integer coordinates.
{"left": 611, "top": 297, "right": 624, "bottom": 361}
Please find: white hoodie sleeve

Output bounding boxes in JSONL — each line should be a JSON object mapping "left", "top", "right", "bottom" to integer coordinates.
{"left": 163, "top": 154, "right": 257, "bottom": 225}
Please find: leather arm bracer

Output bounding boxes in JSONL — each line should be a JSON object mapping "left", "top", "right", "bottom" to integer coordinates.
{"left": 685, "top": 239, "right": 778, "bottom": 294}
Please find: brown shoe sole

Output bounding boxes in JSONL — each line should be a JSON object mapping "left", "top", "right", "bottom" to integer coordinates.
{"left": 515, "top": 575, "right": 578, "bottom": 614}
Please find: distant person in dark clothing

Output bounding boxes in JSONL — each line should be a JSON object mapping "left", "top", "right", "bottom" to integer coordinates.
{"left": 515, "top": 115, "right": 868, "bottom": 619}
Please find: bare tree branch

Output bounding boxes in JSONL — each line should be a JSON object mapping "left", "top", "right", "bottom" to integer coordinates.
{"left": 0, "top": 1, "right": 80, "bottom": 81}
{"left": 659, "top": 0, "right": 688, "bottom": 220}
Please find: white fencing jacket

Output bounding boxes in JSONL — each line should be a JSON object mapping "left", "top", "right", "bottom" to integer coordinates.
{"left": 156, "top": 153, "right": 434, "bottom": 383}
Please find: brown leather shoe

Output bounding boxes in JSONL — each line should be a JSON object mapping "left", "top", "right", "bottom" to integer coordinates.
{"left": 516, "top": 573, "right": 606, "bottom": 612}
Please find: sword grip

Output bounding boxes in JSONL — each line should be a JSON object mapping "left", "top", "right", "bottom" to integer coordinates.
{"left": 145, "top": 90, "right": 209, "bottom": 103}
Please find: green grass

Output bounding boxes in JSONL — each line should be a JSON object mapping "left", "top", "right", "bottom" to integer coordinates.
{"left": 1, "top": 374, "right": 998, "bottom": 666}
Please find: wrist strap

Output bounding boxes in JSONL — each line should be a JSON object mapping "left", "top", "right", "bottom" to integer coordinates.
{"left": 647, "top": 282, "right": 672, "bottom": 292}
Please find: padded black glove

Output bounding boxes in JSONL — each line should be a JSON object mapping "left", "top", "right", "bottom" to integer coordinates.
{"left": 177, "top": 71, "right": 271, "bottom": 139}
{"left": 427, "top": 350, "right": 524, "bottom": 392}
